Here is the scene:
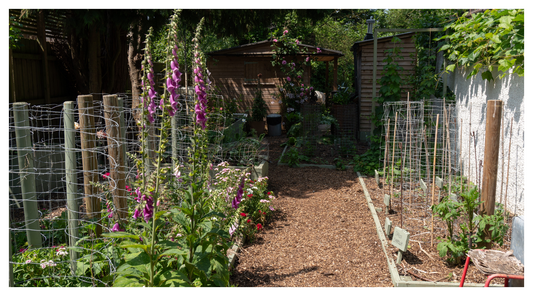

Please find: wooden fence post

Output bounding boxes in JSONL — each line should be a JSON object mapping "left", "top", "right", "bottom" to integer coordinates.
{"left": 480, "top": 100, "right": 502, "bottom": 216}
{"left": 118, "top": 97, "right": 127, "bottom": 172}
{"left": 13, "top": 102, "right": 42, "bottom": 248}
{"left": 63, "top": 101, "right": 79, "bottom": 274}
{"left": 77, "top": 95, "right": 102, "bottom": 237}
{"left": 103, "top": 95, "right": 128, "bottom": 220}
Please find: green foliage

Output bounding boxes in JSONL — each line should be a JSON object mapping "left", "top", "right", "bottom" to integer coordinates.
{"left": 251, "top": 77, "right": 268, "bottom": 121}
{"left": 432, "top": 185, "right": 510, "bottom": 264}
{"left": 311, "top": 14, "right": 366, "bottom": 90}
{"left": 439, "top": 9, "right": 524, "bottom": 81}
{"left": 330, "top": 84, "right": 354, "bottom": 105}
{"left": 282, "top": 147, "right": 309, "bottom": 167}
{"left": 9, "top": 15, "right": 23, "bottom": 49}
{"left": 372, "top": 36, "right": 404, "bottom": 134}
{"left": 271, "top": 29, "right": 315, "bottom": 113}
{"left": 351, "top": 143, "right": 381, "bottom": 176}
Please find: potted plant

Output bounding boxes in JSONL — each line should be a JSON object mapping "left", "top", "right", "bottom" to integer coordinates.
{"left": 329, "top": 83, "right": 356, "bottom": 136}
{"left": 318, "top": 111, "right": 338, "bottom": 134}
{"left": 249, "top": 74, "right": 268, "bottom": 135}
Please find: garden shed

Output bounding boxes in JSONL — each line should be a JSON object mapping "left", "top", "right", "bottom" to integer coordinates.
{"left": 207, "top": 40, "right": 344, "bottom": 115}
{"left": 351, "top": 32, "right": 416, "bottom": 141}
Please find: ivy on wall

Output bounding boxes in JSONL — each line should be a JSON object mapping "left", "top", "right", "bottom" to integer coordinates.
{"left": 439, "top": 9, "right": 524, "bottom": 81}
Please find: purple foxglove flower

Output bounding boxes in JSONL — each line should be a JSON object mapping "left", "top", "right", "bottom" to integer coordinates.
{"left": 135, "top": 187, "right": 142, "bottom": 203}
{"left": 111, "top": 222, "right": 122, "bottom": 232}
{"left": 108, "top": 212, "right": 113, "bottom": 218}
{"left": 229, "top": 222, "right": 237, "bottom": 237}
{"left": 133, "top": 208, "right": 141, "bottom": 219}
{"left": 143, "top": 205, "right": 153, "bottom": 223}
{"left": 231, "top": 176, "right": 245, "bottom": 210}
{"left": 149, "top": 88, "right": 157, "bottom": 100}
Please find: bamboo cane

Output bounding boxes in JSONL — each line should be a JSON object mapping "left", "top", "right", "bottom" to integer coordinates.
{"left": 442, "top": 99, "right": 446, "bottom": 180}
{"left": 499, "top": 109, "right": 505, "bottom": 204}
{"left": 431, "top": 114, "right": 440, "bottom": 247}
{"left": 446, "top": 107, "right": 452, "bottom": 196}
{"left": 423, "top": 126, "right": 430, "bottom": 218}
{"left": 407, "top": 93, "right": 413, "bottom": 206}
{"left": 459, "top": 119, "right": 463, "bottom": 194}
{"left": 390, "top": 112, "right": 399, "bottom": 210}
{"left": 399, "top": 142, "right": 404, "bottom": 228}
{"left": 468, "top": 105, "right": 472, "bottom": 190}
{"left": 504, "top": 120, "right": 513, "bottom": 220}
{"left": 383, "top": 118, "right": 391, "bottom": 194}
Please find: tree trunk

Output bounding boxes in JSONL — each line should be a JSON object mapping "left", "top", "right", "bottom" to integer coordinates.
{"left": 127, "top": 21, "right": 144, "bottom": 113}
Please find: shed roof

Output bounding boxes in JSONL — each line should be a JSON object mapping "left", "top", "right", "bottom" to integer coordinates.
{"left": 350, "top": 32, "right": 415, "bottom": 51}
{"left": 208, "top": 39, "right": 344, "bottom": 62}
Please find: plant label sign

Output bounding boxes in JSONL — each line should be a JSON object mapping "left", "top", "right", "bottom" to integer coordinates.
{"left": 391, "top": 227, "right": 410, "bottom": 252}
{"left": 375, "top": 170, "right": 380, "bottom": 186}
{"left": 420, "top": 179, "right": 427, "bottom": 194}
{"left": 450, "top": 193, "right": 457, "bottom": 202}
{"left": 384, "top": 194, "right": 390, "bottom": 207}
{"left": 436, "top": 177, "right": 443, "bottom": 189}
{"left": 385, "top": 217, "right": 392, "bottom": 237}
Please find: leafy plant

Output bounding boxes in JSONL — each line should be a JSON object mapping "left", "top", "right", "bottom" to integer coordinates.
{"left": 250, "top": 74, "right": 268, "bottom": 121}
{"left": 351, "top": 142, "right": 381, "bottom": 176}
{"left": 433, "top": 185, "right": 510, "bottom": 265}
{"left": 439, "top": 9, "right": 524, "bottom": 81}
{"left": 330, "top": 83, "right": 354, "bottom": 105}
{"left": 372, "top": 36, "right": 404, "bottom": 133}
{"left": 282, "top": 147, "right": 309, "bottom": 167}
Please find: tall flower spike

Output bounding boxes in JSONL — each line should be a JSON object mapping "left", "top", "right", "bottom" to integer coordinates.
{"left": 231, "top": 176, "right": 245, "bottom": 210}
{"left": 193, "top": 18, "right": 207, "bottom": 129}
{"left": 141, "top": 27, "right": 157, "bottom": 124}
{"left": 166, "top": 10, "right": 183, "bottom": 117}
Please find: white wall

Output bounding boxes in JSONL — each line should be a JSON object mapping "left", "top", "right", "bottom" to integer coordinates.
{"left": 448, "top": 67, "right": 524, "bottom": 216}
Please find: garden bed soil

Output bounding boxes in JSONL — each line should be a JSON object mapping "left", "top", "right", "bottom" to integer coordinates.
{"left": 363, "top": 176, "right": 513, "bottom": 286}
{"left": 282, "top": 135, "right": 369, "bottom": 166}
{"left": 230, "top": 134, "right": 514, "bottom": 287}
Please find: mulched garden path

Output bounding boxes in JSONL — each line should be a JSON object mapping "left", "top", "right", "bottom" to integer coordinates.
{"left": 230, "top": 135, "right": 392, "bottom": 287}
{"left": 230, "top": 134, "right": 514, "bottom": 287}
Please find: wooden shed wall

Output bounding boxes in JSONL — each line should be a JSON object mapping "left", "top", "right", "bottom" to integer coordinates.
{"left": 10, "top": 38, "right": 76, "bottom": 104}
{"left": 357, "top": 33, "right": 416, "bottom": 133}
{"left": 207, "top": 55, "right": 310, "bottom": 116}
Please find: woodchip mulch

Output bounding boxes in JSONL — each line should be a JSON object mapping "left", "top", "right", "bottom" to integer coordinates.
{"left": 230, "top": 135, "right": 392, "bottom": 287}
{"left": 229, "top": 134, "right": 513, "bottom": 287}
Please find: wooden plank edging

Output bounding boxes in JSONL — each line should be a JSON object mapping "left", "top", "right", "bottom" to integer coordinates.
{"left": 356, "top": 172, "right": 499, "bottom": 287}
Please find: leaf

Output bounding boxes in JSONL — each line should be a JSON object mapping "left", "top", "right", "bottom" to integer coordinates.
{"left": 101, "top": 232, "right": 141, "bottom": 240}
{"left": 445, "top": 64, "right": 456, "bottom": 73}
{"left": 113, "top": 276, "right": 145, "bottom": 287}
{"left": 125, "top": 251, "right": 151, "bottom": 266}
{"left": 481, "top": 70, "right": 494, "bottom": 81}
{"left": 158, "top": 248, "right": 187, "bottom": 259}
{"left": 119, "top": 241, "right": 149, "bottom": 252}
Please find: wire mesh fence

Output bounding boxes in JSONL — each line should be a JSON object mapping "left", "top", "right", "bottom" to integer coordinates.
{"left": 379, "top": 98, "right": 522, "bottom": 240}
{"left": 9, "top": 93, "right": 266, "bottom": 287}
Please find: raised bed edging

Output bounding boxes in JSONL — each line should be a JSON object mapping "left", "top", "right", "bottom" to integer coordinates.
{"left": 356, "top": 172, "right": 501, "bottom": 287}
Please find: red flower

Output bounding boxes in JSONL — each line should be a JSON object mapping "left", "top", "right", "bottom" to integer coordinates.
{"left": 256, "top": 224, "right": 263, "bottom": 230}
{"left": 246, "top": 219, "right": 251, "bottom": 223}
{"left": 267, "top": 191, "right": 271, "bottom": 195}
{"left": 258, "top": 210, "right": 262, "bottom": 214}
{"left": 247, "top": 194, "right": 253, "bottom": 198}
{"left": 240, "top": 212, "right": 247, "bottom": 217}
{"left": 103, "top": 172, "right": 110, "bottom": 179}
